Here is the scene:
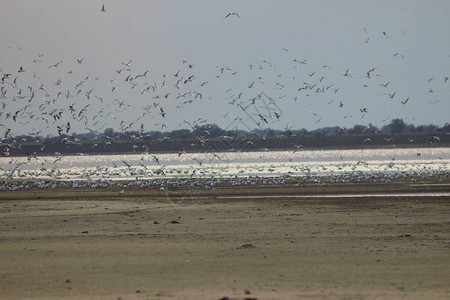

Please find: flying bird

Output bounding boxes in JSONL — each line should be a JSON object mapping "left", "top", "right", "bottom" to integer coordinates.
{"left": 225, "top": 12, "right": 240, "bottom": 18}
{"left": 343, "top": 69, "right": 352, "bottom": 78}
{"left": 101, "top": 4, "right": 106, "bottom": 12}
{"left": 48, "top": 61, "right": 63, "bottom": 68}
{"left": 258, "top": 114, "right": 268, "bottom": 124}
{"left": 6, "top": 44, "right": 23, "bottom": 51}
{"left": 387, "top": 92, "right": 396, "bottom": 99}
{"left": 430, "top": 136, "right": 440, "bottom": 143}
{"left": 393, "top": 53, "right": 405, "bottom": 59}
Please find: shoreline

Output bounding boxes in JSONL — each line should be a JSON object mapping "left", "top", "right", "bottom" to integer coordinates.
{"left": 2, "top": 180, "right": 450, "bottom": 195}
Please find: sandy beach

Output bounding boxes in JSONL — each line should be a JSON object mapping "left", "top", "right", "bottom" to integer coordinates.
{"left": 1, "top": 182, "right": 450, "bottom": 300}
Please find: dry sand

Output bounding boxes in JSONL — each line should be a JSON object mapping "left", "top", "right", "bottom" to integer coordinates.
{"left": 1, "top": 183, "right": 450, "bottom": 299}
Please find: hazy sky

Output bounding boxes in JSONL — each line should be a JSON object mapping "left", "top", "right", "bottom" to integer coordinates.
{"left": 0, "top": 0, "right": 449, "bottom": 137}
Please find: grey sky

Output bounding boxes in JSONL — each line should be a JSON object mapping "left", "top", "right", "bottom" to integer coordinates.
{"left": 0, "top": 0, "right": 449, "bottom": 137}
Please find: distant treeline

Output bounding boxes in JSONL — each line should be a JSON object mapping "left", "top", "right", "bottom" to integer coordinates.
{"left": 9, "top": 118, "right": 450, "bottom": 143}
{"left": 1, "top": 119, "right": 449, "bottom": 156}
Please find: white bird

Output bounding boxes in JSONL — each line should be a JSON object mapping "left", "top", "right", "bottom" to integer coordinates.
{"left": 430, "top": 136, "right": 440, "bottom": 143}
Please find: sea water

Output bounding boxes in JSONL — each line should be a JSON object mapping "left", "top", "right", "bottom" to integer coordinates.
{"left": 0, "top": 147, "right": 448, "bottom": 181}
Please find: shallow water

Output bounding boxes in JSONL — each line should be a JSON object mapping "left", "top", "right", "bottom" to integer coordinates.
{"left": 0, "top": 147, "right": 448, "bottom": 181}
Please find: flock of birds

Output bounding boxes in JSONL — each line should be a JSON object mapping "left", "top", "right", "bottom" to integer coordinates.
{"left": 0, "top": 163, "right": 448, "bottom": 191}
{"left": 1, "top": 43, "right": 447, "bottom": 140}
{"left": 0, "top": 9, "right": 449, "bottom": 190}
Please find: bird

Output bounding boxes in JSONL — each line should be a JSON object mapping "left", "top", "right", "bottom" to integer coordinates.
{"left": 343, "top": 69, "right": 352, "bottom": 77}
{"left": 48, "top": 61, "right": 63, "bottom": 68}
{"left": 387, "top": 92, "right": 396, "bottom": 99}
{"left": 430, "top": 136, "right": 440, "bottom": 143}
{"left": 6, "top": 44, "right": 23, "bottom": 51}
{"left": 401, "top": 97, "right": 409, "bottom": 105}
{"left": 292, "top": 145, "right": 304, "bottom": 153}
{"left": 152, "top": 155, "right": 160, "bottom": 164}
{"left": 294, "top": 58, "right": 307, "bottom": 65}
{"left": 122, "top": 60, "right": 132, "bottom": 67}
{"left": 101, "top": 4, "right": 106, "bottom": 12}
{"left": 258, "top": 114, "right": 268, "bottom": 124}
{"left": 380, "top": 81, "right": 390, "bottom": 88}
{"left": 225, "top": 12, "right": 240, "bottom": 18}
{"left": 393, "top": 53, "right": 405, "bottom": 59}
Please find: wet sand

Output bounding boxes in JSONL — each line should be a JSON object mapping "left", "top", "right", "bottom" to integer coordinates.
{"left": 1, "top": 183, "right": 450, "bottom": 299}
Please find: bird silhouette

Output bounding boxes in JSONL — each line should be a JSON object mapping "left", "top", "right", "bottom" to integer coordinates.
{"left": 225, "top": 12, "right": 240, "bottom": 18}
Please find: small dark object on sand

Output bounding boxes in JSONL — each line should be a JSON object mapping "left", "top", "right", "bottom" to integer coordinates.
{"left": 238, "top": 244, "right": 256, "bottom": 249}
